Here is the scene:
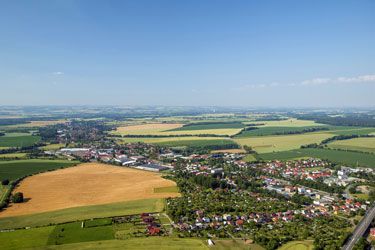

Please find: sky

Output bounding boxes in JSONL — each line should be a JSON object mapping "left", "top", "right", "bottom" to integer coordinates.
{"left": 0, "top": 0, "right": 374, "bottom": 107}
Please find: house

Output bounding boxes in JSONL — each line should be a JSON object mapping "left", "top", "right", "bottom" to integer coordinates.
{"left": 370, "top": 228, "right": 375, "bottom": 237}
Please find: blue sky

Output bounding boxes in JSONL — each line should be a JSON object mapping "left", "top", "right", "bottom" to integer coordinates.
{"left": 0, "top": 0, "right": 374, "bottom": 107}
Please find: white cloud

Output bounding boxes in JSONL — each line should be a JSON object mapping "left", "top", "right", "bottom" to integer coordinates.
{"left": 52, "top": 71, "right": 64, "bottom": 75}
{"left": 231, "top": 74, "right": 375, "bottom": 91}
{"left": 301, "top": 78, "right": 331, "bottom": 86}
{"left": 336, "top": 74, "right": 375, "bottom": 83}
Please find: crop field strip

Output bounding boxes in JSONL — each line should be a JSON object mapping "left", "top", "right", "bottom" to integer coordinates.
{"left": 0, "top": 198, "right": 165, "bottom": 230}
{"left": 0, "top": 159, "right": 78, "bottom": 181}
{"left": 0, "top": 133, "right": 41, "bottom": 147}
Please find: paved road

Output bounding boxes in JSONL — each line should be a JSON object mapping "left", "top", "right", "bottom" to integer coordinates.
{"left": 342, "top": 204, "right": 375, "bottom": 250}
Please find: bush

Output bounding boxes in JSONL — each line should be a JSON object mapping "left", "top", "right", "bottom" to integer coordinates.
{"left": 12, "top": 192, "right": 24, "bottom": 203}
{"left": 1, "top": 179, "right": 9, "bottom": 185}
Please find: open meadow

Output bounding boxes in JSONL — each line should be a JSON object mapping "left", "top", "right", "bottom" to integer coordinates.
{"left": 0, "top": 163, "right": 180, "bottom": 218}
{"left": 327, "top": 137, "right": 375, "bottom": 153}
{"left": 277, "top": 240, "right": 314, "bottom": 250}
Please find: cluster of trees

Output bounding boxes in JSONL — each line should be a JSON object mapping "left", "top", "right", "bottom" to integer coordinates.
{"left": 0, "top": 132, "right": 4, "bottom": 136}
{"left": 291, "top": 179, "right": 344, "bottom": 194}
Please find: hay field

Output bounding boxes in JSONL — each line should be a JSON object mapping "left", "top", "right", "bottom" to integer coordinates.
{"left": 113, "top": 123, "right": 242, "bottom": 136}
{"left": 328, "top": 137, "right": 375, "bottom": 153}
{"left": 0, "top": 163, "right": 180, "bottom": 217}
{"left": 234, "top": 133, "right": 332, "bottom": 153}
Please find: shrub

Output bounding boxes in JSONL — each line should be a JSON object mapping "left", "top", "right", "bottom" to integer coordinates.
{"left": 12, "top": 192, "right": 24, "bottom": 203}
{"left": 1, "top": 179, "right": 9, "bottom": 185}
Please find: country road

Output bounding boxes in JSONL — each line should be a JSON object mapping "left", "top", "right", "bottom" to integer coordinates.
{"left": 342, "top": 204, "right": 375, "bottom": 250}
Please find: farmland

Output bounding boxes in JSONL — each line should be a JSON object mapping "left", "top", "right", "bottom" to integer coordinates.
{"left": 234, "top": 133, "right": 332, "bottom": 153}
{"left": 0, "top": 198, "right": 165, "bottom": 230}
{"left": 235, "top": 126, "right": 326, "bottom": 137}
{"left": 156, "top": 138, "right": 239, "bottom": 149}
{"left": 244, "top": 119, "right": 324, "bottom": 127}
{"left": 278, "top": 240, "right": 314, "bottom": 250}
{"left": 168, "top": 122, "right": 245, "bottom": 131}
{"left": 113, "top": 123, "right": 243, "bottom": 136}
{"left": 0, "top": 163, "right": 180, "bottom": 217}
{"left": 0, "top": 159, "right": 77, "bottom": 181}
{"left": 327, "top": 137, "right": 375, "bottom": 153}
{"left": 0, "top": 133, "right": 41, "bottom": 147}
{"left": 259, "top": 148, "right": 375, "bottom": 167}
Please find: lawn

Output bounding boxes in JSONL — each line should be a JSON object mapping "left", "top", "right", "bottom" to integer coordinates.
{"left": 259, "top": 148, "right": 375, "bottom": 168}
{"left": 234, "top": 133, "right": 332, "bottom": 153}
{"left": 0, "top": 134, "right": 41, "bottom": 147}
{"left": 278, "top": 240, "right": 314, "bottom": 250}
{"left": 0, "top": 225, "right": 54, "bottom": 250}
{"left": 328, "top": 137, "right": 375, "bottom": 153}
{"left": 0, "top": 198, "right": 165, "bottom": 230}
{"left": 0, "top": 159, "right": 77, "bottom": 181}
{"left": 243, "top": 154, "right": 257, "bottom": 162}
{"left": 47, "top": 222, "right": 114, "bottom": 245}
{"left": 37, "top": 238, "right": 208, "bottom": 250}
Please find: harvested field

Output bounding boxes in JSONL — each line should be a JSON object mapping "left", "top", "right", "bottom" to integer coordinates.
{"left": 114, "top": 123, "right": 184, "bottom": 135}
{"left": 113, "top": 123, "right": 242, "bottom": 136}
{"left": 0, "top": 163, "right": 180, "bottom": 217}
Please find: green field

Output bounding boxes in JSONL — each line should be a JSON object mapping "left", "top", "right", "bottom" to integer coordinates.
{"left": 40, "top": 144, "right": 65, "bottom": 151}
{"left": 328, "top": 137, "right": 375, "bottom": 153}
{"left": 0, "top": 153, "right": 27, "bottom": 159}
{"left": 259, "top": 148, "right": 375, "bottom": 167}
{"left": 234, "top": 133, "right": 332, "bottom": 153}
{"left": 0, "top": 159, "right": 78, "bottom": 181}
{"left": 154, "top": 186, "right": 180, "bottom": 193}
{"left": 0, "top": 226, "right": 54, "bottom": 250}
{"left": 277, "top": 241, "right": 313, "bottom": 250}
{"left": 325, "top": 127, "right": 375, "bottom": 136}
{"left": 212, "top": 239, "right": 265, "bottom": 250}
{"left": 34, "top": 238, "right": 208, "bottom": 250}
{"left": 0, "top": 198, "right": 165, "bottom": 230}
{"left": 47, "top": 222, "right": 114, "bottom": 245}
{"left": 0, "top": 134, "right": 41, "bottom": 147}
{"left": 235, "top": 126, "right": 326, "bottom": 137}
{"left": 169, "top": 122, "right": 245, "bottom": 131}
